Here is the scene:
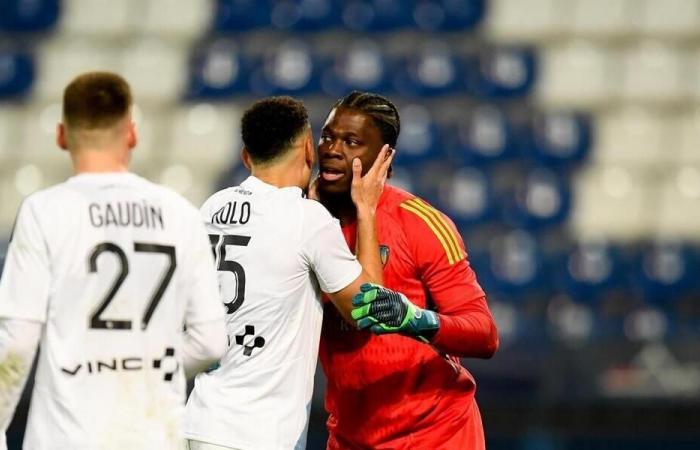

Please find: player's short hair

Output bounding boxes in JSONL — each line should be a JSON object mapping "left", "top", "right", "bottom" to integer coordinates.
{"left": 332, "top": 91, "right": 400, "bottom": 147}
{"left": 63, "top": 71, "right": 132, "bottom": 130}
{"left": 241, "top": 96, "right": 309, "bottom": 164}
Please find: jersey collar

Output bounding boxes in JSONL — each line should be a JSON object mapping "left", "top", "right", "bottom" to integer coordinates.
{"left": 241, "top": 176, "right": 303, "bottom": 197}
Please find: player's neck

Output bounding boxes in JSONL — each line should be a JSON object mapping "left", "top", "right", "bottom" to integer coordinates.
{"left": 250, "top": 159, "right": 307, "bottom": 191}
{"left": 70, "top": 147, "right": 130, "bottom": 174}
{"left": 320, "top": 191, "right": 356, "bottom": 226}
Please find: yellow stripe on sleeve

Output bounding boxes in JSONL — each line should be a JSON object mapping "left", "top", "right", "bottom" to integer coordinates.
{"left": 410, "top": 198, "right": 466, "bottom": 262}
{"left": 400, "top": 201, "right": 457, "bottom": 265}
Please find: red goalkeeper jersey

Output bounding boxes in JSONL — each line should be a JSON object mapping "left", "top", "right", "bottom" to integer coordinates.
{"left": 319, "top": 185, "right": 498, "bottom": 450}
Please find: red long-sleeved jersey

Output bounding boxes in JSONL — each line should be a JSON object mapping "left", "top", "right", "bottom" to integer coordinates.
{"left": 319, "top": 185, "right": 498, "bottom": 450}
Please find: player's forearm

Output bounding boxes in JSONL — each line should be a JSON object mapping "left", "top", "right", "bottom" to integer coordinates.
{"left": 182, "top": 319, "right": 227, "bottom": 379}
{"left": 355, "top": 208, "right": 383, "bottom": 285}
{"left": 431, "top": 297, "right": 499, "bottom": 358}
{"left": 0, "top": 319, "right": 40, "bottom": 436}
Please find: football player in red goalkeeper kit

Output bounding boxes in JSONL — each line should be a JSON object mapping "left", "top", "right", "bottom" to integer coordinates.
{"left": 317, "top": 91, "right": 499, "bottom": 450}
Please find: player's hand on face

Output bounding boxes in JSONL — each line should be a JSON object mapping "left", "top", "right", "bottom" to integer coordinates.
{"left": 350, "top": 144, "right": 394, "bottom": 214}
{"left": 350, "top": 283, "right": 439, "bottom": 343}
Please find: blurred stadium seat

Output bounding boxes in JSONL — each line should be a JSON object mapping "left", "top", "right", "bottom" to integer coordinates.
{"left": 393, "top": 40, "right": 462, "bottom": 97}
{"left": 0, "top": 0, "right": 59, "bottom": 32}
{"left": 524, "top": 110, "right": 592, "bottom": 168}
{"left": 465, "top": 46, "right": 537, "bottom": 99}
{"left": 569, "top": 0, "right": 637, "bottom": 39}
{"left": 571, "top": 166, "right": 656, "bottom": 241}
{"left": 486, "top": 0, "right": 567, "bottom": 42}
{"left": 187, "top": 40, "right": 251, "bottom": 99}
{"left": 320, "top": 39, "right": 391, "bottom": 96}
{"left": 537, "top": 41, "right": 620, "bottom": 108}
{"left": 448, "top": 105, "right": 516, "bottom": 166}
{"left": 340, "top": 0, "right": 413, "bottom": 32}
{"left": 0, "top": 51, "right": 34, "bottom": 99}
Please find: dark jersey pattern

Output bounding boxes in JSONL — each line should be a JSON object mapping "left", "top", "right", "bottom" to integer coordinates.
{"left": 319, "top": 185, "right": 497, "bottom": 450}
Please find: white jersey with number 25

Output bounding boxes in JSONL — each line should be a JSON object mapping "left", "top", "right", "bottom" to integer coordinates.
{"left": 184, "top": 176, "right": 361, "bottom": 450}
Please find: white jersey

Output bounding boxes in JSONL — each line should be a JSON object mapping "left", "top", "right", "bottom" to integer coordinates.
{"left": 0, "top": 172, "right": 224, "bottom": 450}
{"left": 184, "top": 176, "right": 361, "bottom": 450}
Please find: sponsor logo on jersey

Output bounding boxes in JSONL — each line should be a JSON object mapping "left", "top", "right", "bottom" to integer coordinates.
{"left": 60, "top": 347, "right": 178, "bottom": 381}
{"left": 234, "top": 325, "right": 266, "bottom": 356}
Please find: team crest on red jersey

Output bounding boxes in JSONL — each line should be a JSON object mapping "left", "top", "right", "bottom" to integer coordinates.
{"left": 379, "top": 245, "right": 390, "bottom": 266}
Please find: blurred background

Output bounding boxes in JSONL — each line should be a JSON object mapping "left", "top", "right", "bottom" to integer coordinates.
{"left": 1, "top": 0, "right": 700, "bottom": 448}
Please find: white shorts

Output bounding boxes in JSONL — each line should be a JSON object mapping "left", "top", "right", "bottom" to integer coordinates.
{"left": 185, "top": 439, "right": 242, "bottom": 450}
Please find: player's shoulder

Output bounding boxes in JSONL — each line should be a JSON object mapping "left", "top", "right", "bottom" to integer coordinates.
{"left": 382, "top": 185, "right": 453, "bottom": 226}
{"left": 299, "top": 198, "right": 334, "bottom": 223}
{"left": 136, "top": 176, "right": 200, "bottom": 215}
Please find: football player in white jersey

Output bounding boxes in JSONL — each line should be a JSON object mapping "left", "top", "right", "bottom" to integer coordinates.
{"left": 0, "top": 72, "right": 227, "bottom": 450}
{"left": 184, "top": 97, "right": 394, "bottom": 450}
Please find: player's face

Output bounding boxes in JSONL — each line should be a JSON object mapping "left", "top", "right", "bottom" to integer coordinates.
{"left": 317, "top": 107, "right": 385, "bottom": 194}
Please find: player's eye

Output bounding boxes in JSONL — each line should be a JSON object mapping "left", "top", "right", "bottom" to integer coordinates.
{"left": 346, "top": 139, "right": 359, "bottom": 146}
{"left": 320, "top": 134, "right": 331, "bottom": 143}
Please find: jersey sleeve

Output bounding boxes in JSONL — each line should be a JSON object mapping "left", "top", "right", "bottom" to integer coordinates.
{"left": 0, "top": 199, "right": 51, "bottom": 323}
{"left": 184, "top": 212, "right": 226, "bottom": 325}
{"left": 400, "top": 198, "right": 498, "bottom": 358}
{"left": 299, "top": 201, "right": 362, "bottom": 294}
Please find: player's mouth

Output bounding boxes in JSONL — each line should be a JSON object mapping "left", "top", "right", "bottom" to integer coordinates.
{"left": 320, "top": 166, "right": 346, "bottom": 182}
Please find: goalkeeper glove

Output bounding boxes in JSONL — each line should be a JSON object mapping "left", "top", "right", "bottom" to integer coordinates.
{"left": 351, "top": 283, "right": 439, "bottom": 343}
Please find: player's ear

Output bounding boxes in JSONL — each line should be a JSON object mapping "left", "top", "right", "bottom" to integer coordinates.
{"left": 241, "top": 148, "right": 252, "bottom": 170}
{"left": 56, "top": 122, "right": 69, "bottom": 151}
{"left": 304, "top": 130, "right": 314, "bottom": 168}
{"left": 126, "top": 121, "right": 137, "bottom": 150}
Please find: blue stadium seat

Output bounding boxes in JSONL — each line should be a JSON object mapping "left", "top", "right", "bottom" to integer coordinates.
{"left": 320, "top": 40, "right": 392, "bottom": 96}
{"left": 479, "top": 230, "right": 548, "bottom": 300}
{"left": 213, "top": 0, "right": 271, "bottom": 31}
{"left": 436, "top": 167, "right": 494, "bottom": 227}
{"left": 501, "top": 168, "right": 571, "bottom": 231}
{"left": 446, "top": 105, "right": 516, "bottom": 166}
{"left": 465, "top": 46, "right": 537, "bottom": 99}
{"left": 633, "top": 242, "right": 698, "bottom": 307}
{"left": 340, "top": 0, "right": 413, "bottom": 32}
{"left": 412, "top": 0, "right": 485, "bottom": 31}
{"left": 187, "top": 41, "right": 251, "bottom": 99}
{"left": 0, "top": 0, "right": 59, "bottom": 32}
{"left": 393, "top": 42, "right": 462, "bottom": 97}
{"left": 525, "top": 111, "right": 592, "bottom": 168}
{"left": 556, "top": 240, "right": 628, "bottom": 304}
{"left": 270, "top": 0, "right": 341, "bottom": 31}
{"left": 248, "top": 40, "right": 320, "bottom": 95}
{"left": 394, "top": 104, "right": 441, "bottom": 164}
{"left": 0, "top": 51, "right": 34, "bottom": 99}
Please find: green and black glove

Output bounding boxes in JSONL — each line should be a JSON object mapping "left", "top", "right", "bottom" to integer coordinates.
{"left": 351, "top": 283, "right": 439, "bottom": 343}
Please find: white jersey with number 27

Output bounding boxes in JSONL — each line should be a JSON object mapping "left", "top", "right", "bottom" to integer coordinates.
{"left": 184, "top": 176, "right": 361, "bottom": 450}
{"left": 0, "top": 172, "right": 224, "bottom": 450}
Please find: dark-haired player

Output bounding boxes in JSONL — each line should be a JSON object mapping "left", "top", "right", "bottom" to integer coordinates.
{"left": 317, "top": 91, "right": 499, "bottom": 450}
{"left": 0, "top": 72, "right": 227, "bottom": 450}
{"left": 184, "top": 96, "right": 396, "bottom": 450}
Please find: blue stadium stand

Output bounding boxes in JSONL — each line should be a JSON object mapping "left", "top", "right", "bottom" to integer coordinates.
{"left": 393, "top": 104, "right": 442, "bottom": 164}
{"left": 412, "top": 0, "right": 485, "bottom": 31}
{"left": 633, "top": 241, "right": 698, "bottom": 308}
{"left": 524, "top": 110, "right": 592, "bottom": 168}
{"left": 393, "top": 42, "right": 463, "bottom": 97}
{"left": 340, "top": 0, "right": 414, "bottom": 32}
{"left": 556, "top": 240, "right": 628, "bottom": 305}
{"left": 268, "top": 0, "right": 341, "bottom": 31}
{"left": 465, "top": 46, "right": 537, "bottom": 100}
{"left": 187, "top": 40, "right": 252, "bottom": 99}
{"left": 320, "top": 39, "right": 392, "bottom": 97}
{"left": 501, "top": 167, "right": 571, "bottom": 231}
{"left": 446, "top": 105, "right": 517, "bottom": 166}
{"left": 0, "top": 0, "right": 59, "bottom": 32}
{"left": 0, "top": 51, "right": 34, "bottom": 99}
{"left": 212, "top": 0, "right": 271, "bottom": 31}
{"left": 248, "top": 39, "right": 320, "bottom": 95}
{"left": 436, "top": 166, "right": 495, "bottom": 228}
